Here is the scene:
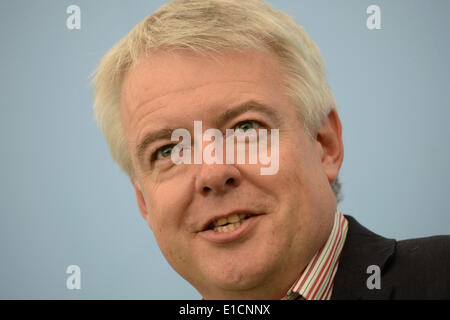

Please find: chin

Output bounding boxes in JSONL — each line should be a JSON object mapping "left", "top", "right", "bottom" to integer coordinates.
{"left": 204, "top": 257, "right": 276, "bottom": 292}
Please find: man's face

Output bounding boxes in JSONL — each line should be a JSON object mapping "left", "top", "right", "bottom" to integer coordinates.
{"left": 120, "top": 49, "right": 341, "bottom": 299}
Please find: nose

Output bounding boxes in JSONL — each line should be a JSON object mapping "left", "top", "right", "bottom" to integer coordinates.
{"left": 195, "top": 163, "right": 241, "bottom": 196}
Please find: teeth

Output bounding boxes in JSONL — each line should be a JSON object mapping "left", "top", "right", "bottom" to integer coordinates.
{"left": 214, "top": 217, "right": 228, "bottom": 227}
{"left": 211, "top": 214, "right": 251, "bottom": 232}
{"left": 213, "top": 214, "right": 242, "bottom": 227}
{"left": 214, "top": 221, "right": 241, "bottom": 233}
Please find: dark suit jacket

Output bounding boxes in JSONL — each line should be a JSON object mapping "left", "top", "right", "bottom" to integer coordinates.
{"left": 331, "top": 215, "right": 450, "bottom": 299}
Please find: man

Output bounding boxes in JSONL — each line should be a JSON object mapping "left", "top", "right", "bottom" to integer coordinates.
{"left": 92, "top": 0, "right": 450, "bottom": 299}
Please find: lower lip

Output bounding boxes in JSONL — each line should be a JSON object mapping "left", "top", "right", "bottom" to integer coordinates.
{"left": 198, "top": 215, "right": 261, "bottom": 244}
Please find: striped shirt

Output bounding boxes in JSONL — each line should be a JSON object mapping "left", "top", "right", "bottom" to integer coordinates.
{"left": 282, "top": 210, "right": 348, "bottom": 300}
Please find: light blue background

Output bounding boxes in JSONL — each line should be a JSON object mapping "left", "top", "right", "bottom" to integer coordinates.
{"left": 1, "top": 0, "right": 449, "bottom": 299}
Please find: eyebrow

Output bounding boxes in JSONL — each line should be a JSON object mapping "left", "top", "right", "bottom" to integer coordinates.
{"left": 135, "top": 100, "right": 281, "bottom": 168}
{"left": 136, "top": 128, "right": 174, "bottom": 168}
{"left": 214, "top": 100, "right": 282, "bottom": 129}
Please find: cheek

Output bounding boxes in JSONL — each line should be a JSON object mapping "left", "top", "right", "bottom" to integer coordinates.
{"left": 145, "top": 185, "right": 188, "bottom": 258}
{"left": 278, "top": 136, "right": 324, "bottom": 188}
{"left": 143, "top": 177, "right": 193, "bottom": 233}
{"left": 270, "top": 147, "right": 307, "bottom": 195}
{"left": 269, "top": 141, "right": 325, "bottom": 227}
{"left": 143, "top": 179, "right": 196, "bottom": 275}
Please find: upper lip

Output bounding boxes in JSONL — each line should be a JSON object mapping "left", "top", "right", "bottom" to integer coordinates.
{"left": 198, "top": 210, "right": 261, "bottom": 232}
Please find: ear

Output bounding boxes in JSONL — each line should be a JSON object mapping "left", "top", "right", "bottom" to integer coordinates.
{"left": 131, "top": 179, "right": 152, "bottom": 229}
{"left": 315, "top": 108, "right": 344, "bottom": 183}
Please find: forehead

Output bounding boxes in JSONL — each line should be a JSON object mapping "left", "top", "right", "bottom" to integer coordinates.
{"left": 120, "top": 48, "right": 288, "bottom": 120}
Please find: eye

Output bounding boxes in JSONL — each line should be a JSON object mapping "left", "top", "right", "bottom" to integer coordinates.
{"left": 152, "top": 144, "right": 175, "bottom": 161}
{"left": 234, "top": 120, "right": 261, "bottom": 132}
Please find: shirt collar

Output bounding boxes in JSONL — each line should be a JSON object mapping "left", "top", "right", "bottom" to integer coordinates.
{"left": 283, "top": 209, "right": 349, "bottom": 300}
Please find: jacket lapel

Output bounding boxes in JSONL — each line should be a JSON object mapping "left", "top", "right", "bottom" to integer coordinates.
{"left": 331, "top": 215, "right": 397, "bottom": 300}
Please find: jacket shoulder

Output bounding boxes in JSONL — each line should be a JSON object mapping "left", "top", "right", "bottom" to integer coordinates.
{"left": 396, "top": 235, "right": 450, "bottom": 258}
{"left": 332, "top": 215, "right": 450, "bottom": 300}
{"left": 385, "top": 235, "right": 450, "bottom": 299}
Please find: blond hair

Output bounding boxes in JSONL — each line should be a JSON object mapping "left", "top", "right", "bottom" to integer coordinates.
{"left": 91, "top": 0, "right": 341, "bottom": 198}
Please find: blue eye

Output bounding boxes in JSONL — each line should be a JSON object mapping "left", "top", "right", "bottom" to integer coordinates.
{"left": 234, "top": 120, "right": 261, "bottom": 132}
{"left": 153, "top": 145, "right": 175, "bottom": 160}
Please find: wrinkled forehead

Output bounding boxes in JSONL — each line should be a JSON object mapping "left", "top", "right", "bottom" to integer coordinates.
{"left": 119, "top": 48, "right": 285, "bottom": 119}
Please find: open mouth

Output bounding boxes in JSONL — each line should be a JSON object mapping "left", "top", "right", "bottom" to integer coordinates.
{"left": 205, "top": 213, "right": 254, "bottom": 233}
